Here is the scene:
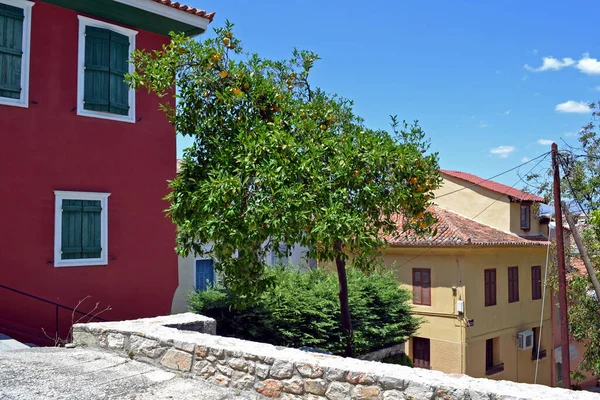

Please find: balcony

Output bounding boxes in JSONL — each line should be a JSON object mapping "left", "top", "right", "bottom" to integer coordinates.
{"left": 531, "top": 348, "right": 547, "bottom": 360}
{"left": 485, "top": 363, "right": 504, "bottom": 376}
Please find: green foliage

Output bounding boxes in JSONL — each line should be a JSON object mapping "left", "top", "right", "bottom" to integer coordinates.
{"left": 127, "top": 21, "right": 440, "bottom": 304}
{"left": 188, "top": 266, "right": 420, "bottom": 356}
{"left": 381, "top": 353, "right": 414, "bottom": 367}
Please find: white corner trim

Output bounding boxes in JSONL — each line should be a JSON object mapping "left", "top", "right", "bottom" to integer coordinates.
{"left": 76, "top": 16, "right": 137, "bottom": 123}
{"left": 113, "top": 0, "right": 210, "bottom": 34}
{"left": 54, "top": 191, "right": 111, "bottom": 268}
{"left": 0, "top": 0, "right": 33, "bottom": 108}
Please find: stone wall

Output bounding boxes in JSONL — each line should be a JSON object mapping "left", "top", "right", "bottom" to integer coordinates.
{"left": 72, "top": 314, "right": 596, "bottom": 399}
{"left": 357, "top": 344, "right": 405, "bottom": 362}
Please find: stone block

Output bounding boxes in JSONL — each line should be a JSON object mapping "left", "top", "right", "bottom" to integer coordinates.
{"left": 255, "top": 379, "right": 283, "bottom": 398}
{"left": 173, "top": 340, "right": 195, "bottom": 354}
{"left": 210, "top": 348, "right": 225, "bottom": 359}
{"left": 160, "top": 349, "right": 192, "bottom": 372}
{"left": 305, "top": 379, "right": 328, "bottom": 395}
{"left": 198, "top": 364, "right": 216, "bottom": 378}
{"left": 403, "top": 381, "right": 434, "bottom": 400}
{"left": 228, "top": 357, "right": 249, "bottom": 372}
{"left": 325, "top": 382, "right": 352, "bottom": 400}
{"left": 282, "top": 378, "right": 304, "bottom": 395}
{"left": 129, "top": 336, "right": 166, "bottom": 359}
{"left": 231, "top": 371, "right": 255, "bottom": 390}
{"left": 216, "top": 364, "right": 234, "bottom": 377}
{"left": 378, "top": 376, "right": 405, "bottom": 391}
{"left": 270, "top": 360, "right": 294, "bottom": 379}
{"left": 297, "top": 363, "right": 324, "bottom": 378}
{"left": 347, "top": 372, "right": 376, "bottom": 385}
{"left": 106, "top": 333, "right": 125, "bottom": 350}
{"left": 325, "top": 367, "right": 347, "bottom": 382}
{"left": 195, "top": 345, "right": 208, "bottom": 358}
{"left": 255, "top": 363, "right": 270, "bottom": 379}
{"left": 382, "top": 390, "right": 403, "bottom": 400}
{"left": 352, "top": 385, "right": 382, "bottom": 400}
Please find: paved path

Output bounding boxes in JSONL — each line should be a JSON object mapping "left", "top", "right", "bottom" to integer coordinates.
{"left": 0, "top": 334, "right": 31, "bottom": 351}
{"left": 0, "top": 348, "right": 252, "bottom": 399}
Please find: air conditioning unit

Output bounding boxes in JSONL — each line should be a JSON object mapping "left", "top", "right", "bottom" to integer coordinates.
{"left": 517, "top": 330, "right": 534, "bottom": 350}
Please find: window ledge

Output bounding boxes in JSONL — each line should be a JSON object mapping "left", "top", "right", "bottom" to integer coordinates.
{"left": 54, "top": 259, "right": 108, "bottom": 268}
{"left": 77, "top": 108, "right": 135, "bottom": 124}
{"left": 485, "top": 363, "right": 504, "bottom": 376}
{"left": 0, "top": 97, "right": 28, "bottom": 108}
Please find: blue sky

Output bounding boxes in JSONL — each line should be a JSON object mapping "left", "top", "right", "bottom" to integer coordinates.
{"left": 178, "top": 0, "right": 599, "bottom": 187}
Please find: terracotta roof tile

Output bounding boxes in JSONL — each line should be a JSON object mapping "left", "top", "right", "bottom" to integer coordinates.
{"left": 151, "top": 0, "right": 215, "bottom": 22}
{"left": 385, "top": 206, "right": 549, "bottom": 247}
{"left": 440, "top": 170, "right": 544, "bottom": 202}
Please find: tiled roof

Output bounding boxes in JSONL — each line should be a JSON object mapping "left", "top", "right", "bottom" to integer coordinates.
{"left": 385, "top": 206, "right": 549, "bottom": 247}
{"left": 570, "top": 257, "right": 587, "bottom": 274}
{"left": 440, "top": 170, "right": 544, "bottom": 202}
{"left": 151, "top": 0, "right": 215, "bottom": 22}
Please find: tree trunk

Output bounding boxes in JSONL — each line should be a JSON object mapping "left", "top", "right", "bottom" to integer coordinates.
{"left": 334, "top": 240, "right": 353, "bottom": 357}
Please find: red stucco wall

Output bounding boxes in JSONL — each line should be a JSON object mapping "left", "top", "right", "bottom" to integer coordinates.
{"left": 0, "top": 1, "right": 177, "bottom": 344}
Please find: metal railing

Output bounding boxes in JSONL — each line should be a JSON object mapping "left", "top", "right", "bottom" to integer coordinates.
{"left": 0, "top": 283, "right": 107, "bottom": 340}
{"left": 486, "top": 363, "right": 505, "bottom": 376}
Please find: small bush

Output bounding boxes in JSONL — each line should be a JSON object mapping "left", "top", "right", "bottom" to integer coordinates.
{"left": 188, "top": 266, "right": 419, "bottom": 356}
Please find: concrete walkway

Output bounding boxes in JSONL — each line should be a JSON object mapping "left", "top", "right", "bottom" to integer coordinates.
{"left": 0, "top": 348, "right": 251, "bottom": 399}
{"left": 0, "top": 334, "right": 31, "bottom": 351}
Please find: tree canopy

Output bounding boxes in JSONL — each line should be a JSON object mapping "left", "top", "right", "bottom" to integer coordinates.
{"left": 127, "top": 22, "right": 440, "bottom": 354}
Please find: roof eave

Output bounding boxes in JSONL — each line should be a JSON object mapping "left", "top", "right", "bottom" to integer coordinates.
{"left": 114, "top": 0, "right": 211, "bottom": 36}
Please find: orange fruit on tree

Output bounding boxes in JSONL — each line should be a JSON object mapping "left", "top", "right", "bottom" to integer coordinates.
{"left": 243, "top": 82, "right": 250, "bottom": 89}
{"left": 222, "top": 37, "right": 230, "bottom": 46}
{"left": 225, "top": 32, "right": 233, "bottom": 39}
{"left": 220, "top": 71, "right": 228, "bottom": 78}
{"left": 232, "top": 88, "right": 242, "bottom": 95}
{"left": 320, "top": 124, "right": 327, "bottom": 130}
{"left": 410, "top": 177, "right": 418, "bottom": 185}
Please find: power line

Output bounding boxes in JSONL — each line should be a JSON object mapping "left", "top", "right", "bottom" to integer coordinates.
{"left": 396, "top": 152, "right": 551, "bottom": 268}
{"left": 557, "top": 153, "right": 590, "bottom": 219}
{"left": 436, "top": 152, "right": 550, "bottom": 200}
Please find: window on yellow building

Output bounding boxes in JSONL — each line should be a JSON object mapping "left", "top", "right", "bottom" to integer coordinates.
{"left": 412, "top": 268, "right": 431, "bottom": 306}
{"left": 508, "top": 266, "right": 519, "bottom": 303}
{"left": 531, "top": 265, "right": 542, "bottom": 300}
{"left": 484, "top": 268, "right": 497, "bottom": 306}
{"left": 520, "top": 203, "right": 531, "bottom": 230}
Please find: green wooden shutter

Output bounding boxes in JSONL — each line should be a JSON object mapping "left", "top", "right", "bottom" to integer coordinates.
{"left": 108, "top": 31, "right": 130, "bottom": 115}
{"left": 61, "top": 199, "right": 102, "bottom": 260}
{"left": 61, "top": 200, "right": 83, "bottom": 260}
{"left": 84, "top": 26, "right": 110, "bottom": 112}
{"left": 81, "top": 200, "right": 102, "bottom": 258}
{"left": 0, "top": 4, "right": 24, "bottom": 100}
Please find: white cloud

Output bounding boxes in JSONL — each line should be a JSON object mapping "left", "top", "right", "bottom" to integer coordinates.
{"left": 564, "top": 131, "right": 577, "bottom": 137}
{"left": 496, "top": 70, "right": 501, "bottom": 74}
{"left": 505, "top": 110, "right": 511, "bottom": 115}
{"left": 480, "top": 122, "right": 488, "bottom": 128}
{"left": 537, "top": 139, "right": 553, "bottom": 145}
{"left": 576, "top": 53, "right": 600, "bottom": 75}
{"left": 555, "top": 100, "right": 590, "bottom": 114}
{"left": 521, "top": 157, "right": 531, "bottom": 162}
{"left": 533, "top": 49, "right": 538, "bottom": 55}
{"left": 594, "top": 85, "right": 600, "bottom": 92}
{"left": 490, "top": 146, "right": 515, "bottom": 158}
{"left": 524, "top": 56, "right": 575, "bottom": 72}
{"left": 522, "top": 75, "right": 529, "bottom": 81}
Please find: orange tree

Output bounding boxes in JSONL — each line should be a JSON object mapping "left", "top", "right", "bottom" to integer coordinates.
{"left": 128, "top": 22, "right": 440, "bottom": 356}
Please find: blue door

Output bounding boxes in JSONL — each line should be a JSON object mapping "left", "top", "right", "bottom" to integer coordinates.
{"left": 195, "top": 259, "right": 214, "bottom": 291}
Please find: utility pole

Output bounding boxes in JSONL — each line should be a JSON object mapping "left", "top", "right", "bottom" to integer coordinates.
{"left": 552, "top": 143, "right": 571, "bottom": 389}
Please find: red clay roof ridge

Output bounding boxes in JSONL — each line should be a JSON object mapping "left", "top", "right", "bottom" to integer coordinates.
{"left": 151, "top": 0, "right": 215, "bottom": 22}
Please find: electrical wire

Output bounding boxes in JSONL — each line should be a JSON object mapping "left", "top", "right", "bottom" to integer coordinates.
{"left": 396, "top": 153, "right": 551, "bottom": 268}
{"left": 557, "top": 153, "right": 590, "bottom": 219}
{"left": 436, "top": 152, "right": 550, "bottom": 200}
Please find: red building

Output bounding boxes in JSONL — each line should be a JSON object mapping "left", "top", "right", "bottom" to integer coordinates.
{"left": 0, "top": 0, "right": 213, "bottom": 344}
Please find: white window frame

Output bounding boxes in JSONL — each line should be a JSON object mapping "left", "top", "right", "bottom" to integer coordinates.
{"left": 0, "top": 0, "right": 33, "bottom": 108}
{"left": 54, "top": 191, "right": 110, "bottom": 267}
{"left": 76, "top": 15, "right": 137, "bottom": 123}
{"left": 194, "top": 257, "right": 215, "bottom": 290}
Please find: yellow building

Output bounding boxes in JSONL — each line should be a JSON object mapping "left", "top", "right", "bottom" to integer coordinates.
{"left": 384, "top": 170, "right": 553, "bottom": 385}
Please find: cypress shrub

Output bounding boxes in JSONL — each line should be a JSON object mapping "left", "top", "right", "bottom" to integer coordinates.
{"left": 188, "top": 266, "right": 420, "bottom": 356}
